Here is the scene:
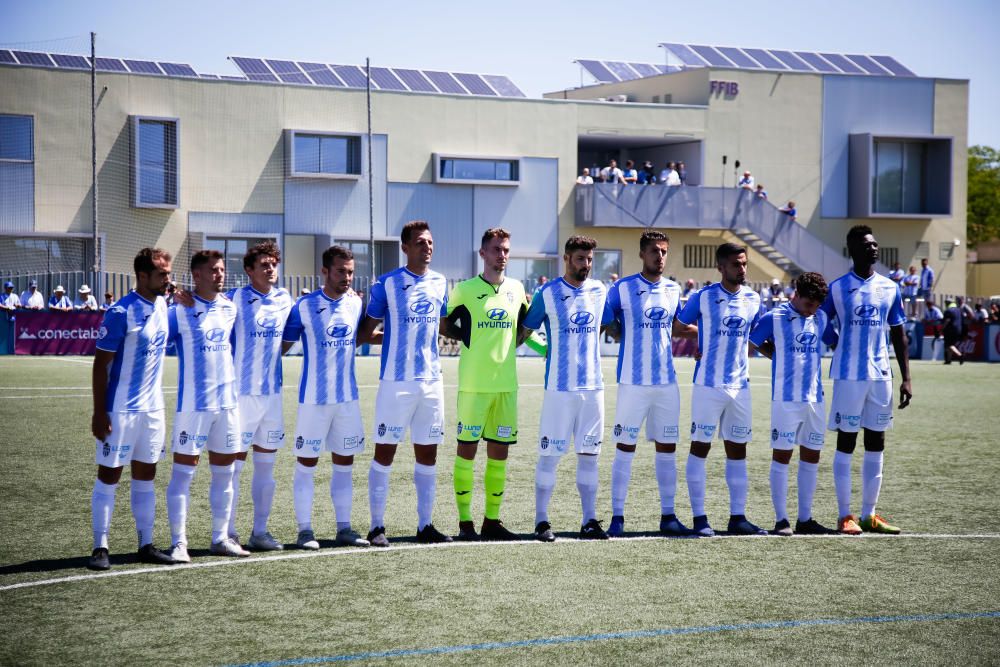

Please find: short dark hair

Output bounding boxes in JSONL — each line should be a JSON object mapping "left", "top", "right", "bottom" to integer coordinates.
{"left": 715, "top": 242, "right": 747, "bottom": 264}
{"left": 401, "top": 220, "right": 430, "bottom": 244}
{"left": 564, "top": 235, "right": 597, "bottom": 254}
{"left": 481, "top": 227, "right": 511, "bottom": 248}
{"left": 243, "top": 240, "right": 281, "bottom": 271}
{"left": 133, "top": 247, "right": 171, "bottom": 276}
{"left": 794, "top": 272, "right": 828, "bottom": 303}
{"left": 639, "top": 230, "right": 669, "bottom": 252}
{"left": 322, "top": 245, "right": 354, "bottom": 270}
{"left": 191, "top": 249, "right": 223, "bottom": 273}
{"left": 846, "top": 225, "right": 874, "bottom": 249}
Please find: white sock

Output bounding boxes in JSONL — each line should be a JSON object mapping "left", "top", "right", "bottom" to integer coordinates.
{"left": 769, "top": 461, "right": 789, "bottom": 522}
{"left": 833, "top": 450, "right": 853, "bottom": 518}
{"left": 861, "top": 451, "right": 884, "bottom": 519}
{"left": 576, "top": 454, "right": 600, "bottom": 524}
{"left": 686, "top": 454, "right": 707, "bottom": 517}
{"left": 91, "top": 480, "right": 117, "bottom": 550}
{"left": 293, "top": 462, "right": 316, "bottom": 532}
{"left": 534, "top": 456, "right": 559, "bottom": 525}
{"left": 414, "top": 463, "right": 436, "bottom": 530}
{"left": 610, "top": 449, "right": 635, "bottom": 516}
{"left": 166, "top": 463, "right": 197, "bottom": 545}
{"left": 209, "top": 463, "right": 235, "bottom": 544}
{"left": 655, "top": 451, "right": 677, "bottom": 515}
{"left": 798, "top": 460, "right": 819, "bottom": 522}
{"left": 726, "top": 459, "right": 748, "bottom": 516}
{"left": 250, "top": 451, "right": 276, "bottom": 535}
{"left": 130, "top": 479, "right": 156, "bottom": 548}
{"left": 368, "top": 461, "right": 391, "bottom": 530}
{"left": 227, "top": 458, "right": 246, "bottom": 536}
{"left": 331, "top": 463, "right": 354, "bottom": 531}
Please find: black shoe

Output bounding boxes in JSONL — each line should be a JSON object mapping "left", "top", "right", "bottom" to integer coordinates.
{"left": 137, "top": 543, "right": 178, "bottom": 565}
{"left": 416, "top": 523, "right": 453, "bottom": 544}
{"left": 534, "top": 521, "right": 555, "bottom": 542}
{"left": 795, "top": 518, "right": 837, "bottom": 535}
{"left": 727, "top": 515, "right": 768, "bottom": 536}
{"left": 366, "top": 526, "right": 390, "bottom": 547}
{"left": 480, "top": 518, "right": 520, "bottom": 542}
{"left": 87, "top": 547, "right": 110, "bottom": 571}
{"left": 455, "top": 521, "right": 479, "bottom": 542}
{"left": 580, "top": 518, "right": 609, "bottom": 540}
{"left": 659, "top": 514, "right": 692, "bottom": 536}
{"left": 772, "top": 519, "right": 793, "bottom": 537}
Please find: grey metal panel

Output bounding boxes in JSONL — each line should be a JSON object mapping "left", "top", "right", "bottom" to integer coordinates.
{"left": 188, "top": 212, "right": 283, "bottom": 234}
{"left": 847, "top": 133, "right": 873, "bottom": 218}
{"left": 821, "top": 76, "right": 934, "bottom": 218}
{"left": 284, "top": 134, "right": 387, "bottom": 237}
{"left": 0, "top": 162, "right": 34, "bottom": 233}
{"left": 472, "top": 157, "right": 558, "bottom": 256}
{"left": 386, "top": 183, "right": 474, "bottom": 278}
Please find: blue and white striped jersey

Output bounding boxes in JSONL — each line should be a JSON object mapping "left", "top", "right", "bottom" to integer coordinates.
{"left": 749, "top": 302, "right": 833, "bottom": 402}
{"left": 366, "top": 267, "right": 448, "bottom": 382}
{"left": 523, "top": 277, "right": 613, "bottom": 391}
{"left": 821, "top": 271, "right": 906, "bottom": 381}
{"left": 677, "top": 283, "right": 763, "bottom": 389}
{"left": 168, "top": 295, "right": 238, "bottom": 412}
{"left": 225, "top": 285, "right": 293, "bottom": 397}
{"left": 607, "top": 274, "right": 681, "bottom": 386}
{"left": 95, "top": 291, "right": 169, "bottom": 413}
{"left": 282, "top": 290, "right": 363, "bottom": 405}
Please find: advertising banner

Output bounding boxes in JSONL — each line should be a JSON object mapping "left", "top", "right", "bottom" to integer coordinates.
{"left": 14, "top": 312, "right": 104, "bottom": 355}
{"left": 957, "top": 322, "right": 986, "bottom": 361}
{"left": 988, "top": 325, "right": 1000, "bottom": 363}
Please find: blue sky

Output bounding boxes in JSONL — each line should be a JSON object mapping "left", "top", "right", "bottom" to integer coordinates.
{"left": 3, "top": 0, "right": 998, "bottom": 147}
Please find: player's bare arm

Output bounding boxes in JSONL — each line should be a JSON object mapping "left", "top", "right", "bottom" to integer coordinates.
{"left": 889, "top": 324, "right": 912, "bottom": 409}
{"left": 671, "top": 319, "right": 698, "bottom": 340}
{"left": 91, "top": 349, "right": 115, "bottom": 440}
{"left": 440, "top": 309, "right": 463, "bottom": 341}
{"left": 754, "top": 339, "right": 775, "bottom": 359}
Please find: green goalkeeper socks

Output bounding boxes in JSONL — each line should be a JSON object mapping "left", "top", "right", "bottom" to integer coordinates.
{"left": 454, "top": 456, "right": 474, "bottom": 522}
{"left": 484, "top": 457, "right": 508, "bottom": 520}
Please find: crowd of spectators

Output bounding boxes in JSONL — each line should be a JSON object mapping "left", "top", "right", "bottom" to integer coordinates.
{"left": 579, "top": 159, "right": 689, "bottom": 186}
{"left": 1, "top": 279, "right": 118, "bottom": 315}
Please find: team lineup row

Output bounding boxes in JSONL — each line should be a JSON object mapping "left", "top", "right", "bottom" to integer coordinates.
{"left": 85, "top": 221, "right": 912, "bottom": 570}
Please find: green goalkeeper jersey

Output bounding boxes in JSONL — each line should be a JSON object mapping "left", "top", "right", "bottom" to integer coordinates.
{"left": 445, "top": 275, "right": 528, "bottom": 393}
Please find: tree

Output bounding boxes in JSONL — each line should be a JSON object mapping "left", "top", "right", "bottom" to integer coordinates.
{"left": 968, "top": 145, "right": 1000, "bottom": 248}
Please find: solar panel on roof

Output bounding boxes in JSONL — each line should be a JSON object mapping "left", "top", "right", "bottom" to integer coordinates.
{"left": 0, "top": 50, "right": 15, "bottom": 64}
{"left": 199, "top": 73, "right": 220, "bottom": 79}
{"left": 394, "top": 68, "right": 437, "bottom": 92}
{"left": 715, "top": 47, "right": 760, "bottom": 68}
{"left": 454, "top": 72, "right": 496, "bottom": 95}
{"left": 265, "top": 60, "right": 311, "bottom": 84}
{"left": 576, "top": 59, "right": 618, "bottom": 82}
{"left": 819, "top": 53, "right": 862, "bottom": 74}
{"left": 845, "top": 54, "right": 889, "bottom": 75}
{"left": 689, "top": 45, "right": 734, "bottom": 67}
{"left": 231, "top": 57, "right": 279, "bottom": 82}
{"left": 768, "top": 50, "right": 812, "bottom": 71}
{"left": 332, "top": 65, "right": 368, "bottom": 88}
{"left": 794, "top": 52, "right": 838, "bottom": 73}
{"left": 160, "top": 62, "right": 197, "bottom": 77}
{"left": 93, "top": 57, "right": 127, "bottom": 72}
{"left": 483, "top": 74, "right": 525, "bottom": 98}
{"left": 629, "top": 62, "right": 661, "bottom": 78}
{"left": 604, "top": 61, "right": 639, "bottom": 81}
{"left": 12, "top": 51, "right": 54, "bottom": 66}
{"left": 299, "top": 62, "right": 344, "bottom": 86}
{"left": 870, "top": 55, "right": 915, "bottom": 77}
{"left": 370, "top": 67, "right": 407, "bottom": 91}
{"left": 742, "top": 48, "right": 786, "bottom": 70}
{"left": 51, "top": 53, "right": 90, "bottom": 69}
{"left": 123, "top": 59, "right": 163, "bottom": 75}
{"left": 660, "top": 43, "right": 708, "bottom": 67}
{"left": 424, "top": 71, "right": 467, "bottom": 94}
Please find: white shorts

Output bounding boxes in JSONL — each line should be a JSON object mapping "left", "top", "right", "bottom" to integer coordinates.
{"left": 771, "top": 401, "right": 826, "bottom": 450}
{"left": 829, "top": 380, "right": 893, "bottom": 433}
{"left": 613, "top": 383, "right": 681, "bottom": 445}
{"left": 538, "top": 389, "right": 605, "bottom": 457}
{"left": 293, "top": 401, "right": 366, "bottom": 458}
{"left": 172, "top": 409, "right": 240, "bottom": 456}
{"left": 373, "top": 380, "right": 445, "bottom": 445}
{"left": 95, "top": 410, "right": 166, "bottom": 467}
{"left": 238, "top": 394, "right": 285, "bottom": 452}
{"left": 690, "top": 385, "right": 753, "bottom": 444}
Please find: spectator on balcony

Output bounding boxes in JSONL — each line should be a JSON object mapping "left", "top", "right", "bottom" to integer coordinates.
{"left": 677, "top": 161, "right": 688, "bottom": 185}
{"left": 622, "top": 160, "right": 638, "bottom": 184}
{"left": 660, "top": 162, "right": 681, "bottom": 187}
{"left": 901, "top": 266, "right": 920, "bottom": 318}
{"left": 576, "top": 167, "right": 594, "bottom": 185}
{"left": 48, "top": 285, "right": 73, "bottom": 312}
{"left": 975, "top": 302, "right": 989, "bottom": 322}
{"left": 636, "top": 161, "right": 657, "bottom": 185}
{"left": 888, "top": 261, "right": 905, "bottom": 286}
{"left": 75, "top": 284, "right": 98, "bottom": 311}
{"left": 754, "top": 184, "right": 768, "bottom": 201}
{"left": 737, "top": 170, "right": 755, "bottom": 190}
{"left": 2, "top": 281, "right": 18, "bottom": 318}
{"left": 778, "top": 201, "right": 797, "bottom": 220}
{"left": 100, "top": 292, "right": 115, "bottom": 310}
{"left": 600, "top": 159, "right": 626, "bottom": 184}
{"left": 919, "top": 258, "right": 935, "bottom": 301}
{"left": 20, "top": 280, "right": 44, "bottom": 310}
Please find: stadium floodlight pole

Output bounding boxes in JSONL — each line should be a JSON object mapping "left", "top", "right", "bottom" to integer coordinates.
{"left": 91, "top": 32, "right": 99, "bottom": 293}
{"left": 366, "top": 57, "right": 375, "bottom": 286}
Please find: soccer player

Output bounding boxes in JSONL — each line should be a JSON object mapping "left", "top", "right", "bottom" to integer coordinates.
{"left": 749, "top": 272, "right": 837, "bottom": 536}
{"left": 604, "top": 231, "right": 697, "bottom": 537}
{"left": 225, "top": 241, "right": 293, "bottom": 551}
{"left": 281, "top": 246, "right": 373, "bottom": 550}
{"left": 164, "top": 250, "right": 247, "bottom": 561}
{"left": 822, "top": 225, "right": 911, "bottom": 535}
{"left": 440, "top": 227, "right": 543, "bottom": 541}
{"left": 676, "top": 242, "right": 766, "bottom": 537}
{"left": 357, "top": 220, "right": 452, "bottom": 546}
{"left": 87, "top": 248, "right": 176, "bottom": 571}
{"left": 523, "top": 235, "right": 614, "bottom": 542}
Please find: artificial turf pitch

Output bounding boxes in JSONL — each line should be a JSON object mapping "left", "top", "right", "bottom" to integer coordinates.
{"left": 1, "top": 355, "right": 998, "bottom": 665}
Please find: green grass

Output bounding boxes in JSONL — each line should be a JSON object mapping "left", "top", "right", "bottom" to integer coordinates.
{"left": 1, "top": 355, "right": 999, "bottom": 665}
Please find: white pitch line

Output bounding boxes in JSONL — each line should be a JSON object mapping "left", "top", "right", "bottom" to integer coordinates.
{"left": 2, "top": 532, "right": 999, "bottom": 593}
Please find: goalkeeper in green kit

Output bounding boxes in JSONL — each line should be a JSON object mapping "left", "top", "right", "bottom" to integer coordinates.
{"left": 440, "top": 227, "right": 546, "bottom": 540}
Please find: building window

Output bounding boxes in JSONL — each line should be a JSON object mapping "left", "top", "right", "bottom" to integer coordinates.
{"left": 433, "top": 154, "right": 520, "bottom": 186}
{"left": 872, "top": 140, "right": 927, "bottom": 214}
{"left": 880, "top": 247, "right": 898, "bottom": 267}
{"left": 0, "top": 114, "right": 34, "bottom": 230}
{"left": 684, "top": 245, "right": 717, "bottom": 269}
{"left": 939, "top": 242, "right": 956, "bottom": 261}
{"left": 288, "top": 131, "right": 362, "bottom": 178}
{"left": 592, "top": 249, "right": 621, "bottom": 282}
{"left": 914, "top": 241, "right": 930, "bottom": 258}
{"left": 131, "top": 116, "right": 179, "bottom": 208}
{"left": 848, "top": 133, "right": 951, "bottom": 218}
{"left": 506, "top": 256, "right": 558, "bottom": 290}
{"left": 203, "top": 237, "right": 276, "bottom": 289}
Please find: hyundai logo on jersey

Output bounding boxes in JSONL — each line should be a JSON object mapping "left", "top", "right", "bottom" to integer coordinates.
{"left": 795, "top": 331, "right": 817, "bottom": 345}
{"left": 723, "top": 315, "right": 746, "bottom": 329}
{"left": 570, "top": 311, "right": 594, "bottom": 326}
{"left": 410, "top": 300, "right": 434, "bottom": 315}
{"left": 644, "top": 306, "right": 667, "bottom": 320}
{"left": 205, "top": 328, "right": 226, "bottom": 343}
{"left": 854, "top": 304, "right": 878, "bottom": 317}
{"left": 487, "top": 308, "right": 508, "bottom": 321}
{"left": 257, "top": 315, "right": 280, "bottom": 329}
{"left": 327, "top": 323, "right": 352, "bottom": 338}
